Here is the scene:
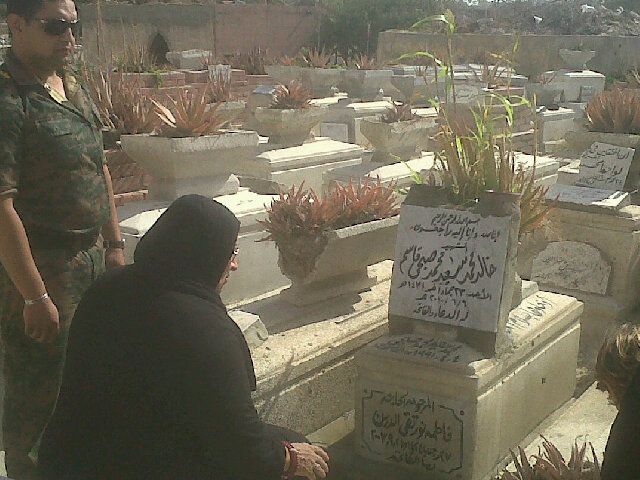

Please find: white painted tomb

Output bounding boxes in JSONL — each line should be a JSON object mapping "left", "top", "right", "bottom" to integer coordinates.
{"left": 117, "top": 189, "right": 290, "bottom": 305}
{"left": 324, "top": 152, "right": 560, "bottom": 193}
{"left": 236, "top": 138, "right": 364, "bottom": 194}
{"left": 353, "top": 187, "right": 582, "bottom": 480}
{"left": 537, "top": 107, "right": 576, "bottom": 146}
{"left": 546, "top": 70, "right": 605, "bottom": 103}
{"left": 320, "top": 98, "right": 394, "bottom": 147}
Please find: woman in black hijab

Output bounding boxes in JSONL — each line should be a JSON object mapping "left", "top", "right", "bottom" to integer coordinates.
{"left": 37, "top": 195, "right": 330, "bottom": 480}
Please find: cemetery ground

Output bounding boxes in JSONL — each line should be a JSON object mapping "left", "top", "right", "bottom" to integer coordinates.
{"left": 3, "top": 3, "right": 640, "bottom": 479}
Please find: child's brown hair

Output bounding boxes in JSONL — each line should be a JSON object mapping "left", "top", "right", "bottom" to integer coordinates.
{"left": 596, "top": 323, "right": 640, "bottom": 406}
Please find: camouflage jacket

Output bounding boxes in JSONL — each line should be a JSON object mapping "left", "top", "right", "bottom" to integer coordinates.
{"left": 0, "top": 50, "right": 109, "bottom": 236}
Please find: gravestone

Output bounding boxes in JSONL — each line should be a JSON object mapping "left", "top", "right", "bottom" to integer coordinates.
{"left": 388, "top": 185, "right": 521, "bottom": 356}
{"left": 531, "top": 241, "right": 611, "bottom": 295}
{"left": 354, "top": 184, "right": 583, "bottom": 480}
{"left": 574, "top": 142, "right": 635, "bottom": 190}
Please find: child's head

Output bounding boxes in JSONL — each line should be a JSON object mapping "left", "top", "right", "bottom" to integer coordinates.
{"left": 596, "top": 323, "right": 640, "bottom": 408}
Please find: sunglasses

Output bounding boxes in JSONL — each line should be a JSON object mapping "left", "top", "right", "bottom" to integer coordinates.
{"left": 35, "top": 18, "right": 80, "bottom": 37}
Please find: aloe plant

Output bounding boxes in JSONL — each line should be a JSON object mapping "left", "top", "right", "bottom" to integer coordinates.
{"left": 270, "top": 80, "right": 313, "bottom": 110}
{"left": 586, "top": 88, "right": 640, "bottom": 134}
{"left": 259, "top": 179, "right": 399, "bottom": 279}
{"left": 381, "top": 103, "right": 416, "bottom": 123}
{"left": 152, "top": 89, "right": 228, "bottom": 137}
{"left": 498, "top": 436, "right": 600, "bottom": 479}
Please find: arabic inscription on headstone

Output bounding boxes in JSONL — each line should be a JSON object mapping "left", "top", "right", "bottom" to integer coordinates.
{"left": 389, "top": 205, "right": 512, "bottom": 332}
{"left": 575, "top": 142, "right": 635, "bottom": 190}
{"left": 360, "top": 383, "right": 464, "bottom": 475}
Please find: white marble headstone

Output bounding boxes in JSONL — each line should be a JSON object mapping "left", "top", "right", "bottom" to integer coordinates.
{"left": 575, "top": 142, "right": 635, "bottom": 190}
{"left": 389, "top": 205, "right": 512, "bottom": 333}
{"left": 531, "top": 241, "right": 611, "bottom": 295}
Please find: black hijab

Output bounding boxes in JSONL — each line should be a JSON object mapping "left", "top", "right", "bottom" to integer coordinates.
{"left": 133, "top": 194, "right": 241, "bottom": 289}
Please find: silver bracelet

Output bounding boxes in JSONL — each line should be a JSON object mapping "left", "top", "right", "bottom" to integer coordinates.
{"left": 24, "top": 292, "right": 49, "bottom": 306}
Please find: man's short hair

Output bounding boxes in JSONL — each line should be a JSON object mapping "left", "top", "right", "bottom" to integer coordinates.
{"left": 7, "top": 0, "right": 57, "bottom": 20}
{"left": 596, "top": 323, "right": 640, "bottom": 404}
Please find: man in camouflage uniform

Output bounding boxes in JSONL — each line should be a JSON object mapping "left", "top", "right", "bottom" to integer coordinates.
{"left": 0, "top": 1, "right": 125, "bottom": 477}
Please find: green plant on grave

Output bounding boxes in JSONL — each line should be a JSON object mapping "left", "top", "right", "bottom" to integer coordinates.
{"left": 496, "top": 436, "right": 600, "bottom": 480}
{"left": 270, "top": 80, "right": 313, "bottom": 110}
{"left": 259, "top": 179, "right": 399, "bottom": 280}
{"left": 424, "top": 93, "right": 552, "bottom": 237}
{"left": 585, "top": 88, "right": 640, "bottom": 135}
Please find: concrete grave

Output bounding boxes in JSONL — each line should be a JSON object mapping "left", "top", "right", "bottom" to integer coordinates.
{"left": 355, "top": 290, "right": 583, "bottom": 480}
{"left": 531, "top": 241, "right": 611, "bottom": 295}
{"left": 545, "top": 184, "right": 630, "bottom": 212}
{"left": 117, "top": 189, "right": 290, "bottom": 305}
{"left": 353, "top": 184, "right": 582, "bottom": 480}
{"left": 574, "top": 142, "right": 635, "bottom": 191}
{"left": 537, "top": 107, "right": 576, "bottom": 144}
{"left": 165, "top": 49, "right": 211, "bottom": 70}
{"left": 321, "top": 99, "right": 394, "bottom": 147}
{"left": 237, "top": 139, "right": 364, "bottom": 194}
{"left": 547, "top": 70, "right": 605, "bottom": 103}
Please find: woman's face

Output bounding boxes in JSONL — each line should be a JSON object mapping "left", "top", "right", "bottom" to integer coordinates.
{"left": 216, "top": 245, "right": 239, "bottom": 293}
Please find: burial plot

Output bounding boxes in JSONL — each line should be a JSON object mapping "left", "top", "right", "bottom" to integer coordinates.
{"left": 354, "top": 185, "right": 583, "bottom": 480}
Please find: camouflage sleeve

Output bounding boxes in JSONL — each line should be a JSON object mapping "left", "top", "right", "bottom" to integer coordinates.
{"left": 0, "top": 91, "right": 24, "bottom": 197}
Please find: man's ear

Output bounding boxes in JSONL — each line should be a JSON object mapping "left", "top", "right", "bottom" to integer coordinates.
{"left": 6, "top": 13, "right": 26, "bottom": 37}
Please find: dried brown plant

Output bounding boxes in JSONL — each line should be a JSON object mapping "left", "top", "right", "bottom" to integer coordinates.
{"left": 586, "top": 88, "right": 640, "bottom": 134}
{"left": 350, "top": 53, "right": 378, "bottom": 70}
{"left": 207, "top": 70, "right": 231, "bottom": 103}
{"left": 270, "top": 80, "right": 313, "bottom": 110}
{"left": 83, "top": 67, "right": 158, "bottom": 135}
{"left": 304, "top": 48, "right": 331, "bottom": 68}
{"left": 230, "top": 47, "right": 268, "bottom": 75}
{"left": 152, "top": 89, "right": 227, "bottom": 137}
{"left": 381, "top": 103, "right": 417, "bottom": 123}
{"left": 259, "top": 179, "right": 399, "bottom": 279}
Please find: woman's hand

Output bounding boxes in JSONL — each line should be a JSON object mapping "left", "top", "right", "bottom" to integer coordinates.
{"left": 292, "top": 443, "right": 330, "bottom": 479}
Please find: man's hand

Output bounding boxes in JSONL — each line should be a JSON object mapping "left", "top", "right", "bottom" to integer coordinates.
{"left": 105, "top": 248, "right": 125, "bottom": 270}
{"left": 23, "top": 297, "right": 60, "bottom": 344}
{"left": 292, "top": 443, "right": 330, "bottom": 480}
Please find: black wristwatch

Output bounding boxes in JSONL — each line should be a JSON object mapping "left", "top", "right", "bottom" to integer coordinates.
{"left": 103, "top": 239, "right": 126, "bottom": 250}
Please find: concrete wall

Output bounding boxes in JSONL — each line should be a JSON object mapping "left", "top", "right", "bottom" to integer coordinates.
{"left": 377, "top": 30, "right": 640, "bottom": 77}
{"left": 78, "top": 3, "right": 319, "bottom": 61}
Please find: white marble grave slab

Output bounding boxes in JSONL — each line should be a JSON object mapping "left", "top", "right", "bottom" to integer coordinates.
{"left": 575, "top": 142, "right": 635, "bottom": 190}
{"left": 531, "top": 241, "right": 611, "bottom": 295}
{"left": 546, "top": 184, "right": 630, "bottom": 210}
{"left": 359, "top": 381, "right": 465, "bottom": 475}
{"left": 389, "top": 205, "right": 512, "bottom": 332}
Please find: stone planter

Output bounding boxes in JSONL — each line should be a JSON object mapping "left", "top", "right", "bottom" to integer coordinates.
{"left": 390, "top": 75, "right": 416, "bottom": 103}
{"left": 166, "top": 49, "right": 212, "bottom": 70}
{"left": 253, "top": 106, "right": 327, "bottom": 147}
{"left": 278, "top": 216, "right": 400, "bottom": 305}
{"left": 340, "top": 69, "right": 394, "bottom": 101}
{"left": 215, "top": 100, "right": 247, "bottom": 126}
{"left": 559, "top": 49, "right": 596, "bottom": 71}
{"left": 264, "top": 65, "right": 304, "bottom": 85}
{"left": 525, "top": 83, "right": 563, "bottom": 108}
{"left": 360, "top": 117, "right": 435, "bottom": 164}
{"left": 302, "top": 67, "right": 343, "bottom": 97}
{"left": 120, "top": 130, "right": 259, "bottom": 201}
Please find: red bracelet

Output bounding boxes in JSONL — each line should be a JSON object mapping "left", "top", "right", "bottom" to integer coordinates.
{"left": 282, "top": 441, "right": 298, "bottom": 479}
